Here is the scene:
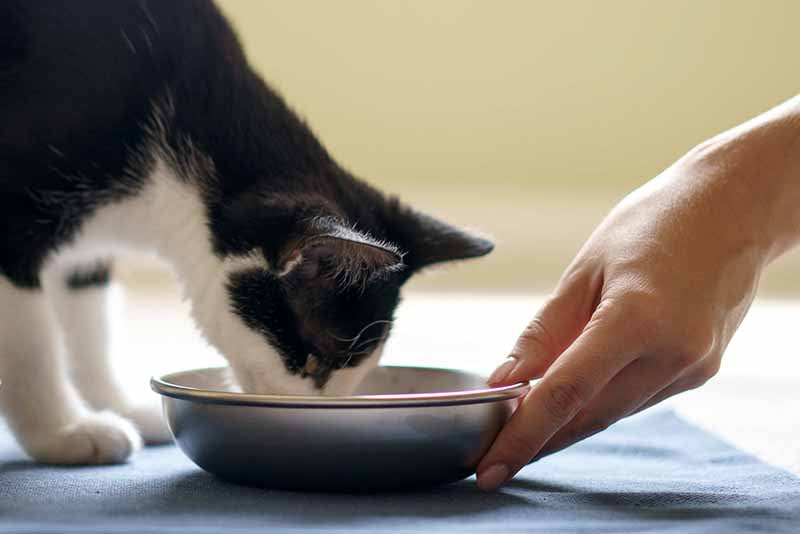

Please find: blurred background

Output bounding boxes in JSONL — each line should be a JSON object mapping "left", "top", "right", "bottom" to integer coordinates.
{"left": 109, "top": 2, "right": 799, "bottom": 470}
{"left": 122, "top": 0, "right": 800, "bottom": 295}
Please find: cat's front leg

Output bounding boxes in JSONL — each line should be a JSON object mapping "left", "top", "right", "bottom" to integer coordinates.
{"left": 0, "top": 276, "right": 142, "bottom": 464}
{"left": 44, "top": 262, "right": 171, "bottom": 444}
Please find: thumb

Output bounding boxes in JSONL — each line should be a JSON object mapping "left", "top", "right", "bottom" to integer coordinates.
{"left": 488, "top": 269, "right": 600, "bottom": 386}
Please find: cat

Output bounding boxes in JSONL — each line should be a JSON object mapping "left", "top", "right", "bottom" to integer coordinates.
{"left": 0, "top": 0, "right": 493, "bottom": 465}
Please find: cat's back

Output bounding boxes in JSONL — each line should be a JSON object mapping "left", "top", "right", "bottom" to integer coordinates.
{"left": 0, "top": 0, "right": 231, "bottom": 162}
{"left": 0, "top": 1, "right": 246, "bottom": 285}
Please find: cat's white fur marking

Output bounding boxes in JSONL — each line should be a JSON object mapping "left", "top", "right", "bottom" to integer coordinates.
{"left": 44, "top": 272, "right": 170, "bottom": 443}
{"left": 50, "top": 157, "right": 320, "bottom": 396}
{"left": 2, "top": 152, "right": 381, "bottom": 463}
{"left": 0, "top": 276, "right": 142, "bottom": 463}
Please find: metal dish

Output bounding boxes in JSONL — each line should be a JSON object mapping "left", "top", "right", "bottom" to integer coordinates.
{"left": 151, "top": 366, "right": 529, "bottom": 492}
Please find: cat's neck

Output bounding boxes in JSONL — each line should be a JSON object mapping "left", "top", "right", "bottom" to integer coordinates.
{"left": 166, "top": 72, "right": 333, "bottom": 202}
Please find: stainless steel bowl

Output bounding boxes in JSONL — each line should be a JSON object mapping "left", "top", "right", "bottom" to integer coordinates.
{"left": 151, "top": 366, "right": 529, "bottom": 492}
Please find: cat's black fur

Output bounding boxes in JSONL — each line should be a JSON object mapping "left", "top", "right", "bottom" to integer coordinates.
{"left": 0, "top": 0, "right": 492, "bottom": 387}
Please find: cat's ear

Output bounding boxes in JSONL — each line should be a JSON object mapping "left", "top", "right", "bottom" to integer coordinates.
{"left": 276, "top": 218, "right": 404, "bottom": 289}
{"left": 380, "top": 197, "right": 494, "bottom": 271}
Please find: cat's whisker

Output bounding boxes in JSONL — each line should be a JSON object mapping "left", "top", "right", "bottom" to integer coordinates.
{"left": 340, "top": 353, "right": 355, "bottom": 368}
{"left": 352, "top": 334, "right": 389, "bottom": 350}
{"left": 346, "top": 319, "right": 393, "bottom": 352}
{"left": 328, "top": 330, "right": 360, "bottom": 344}
{"left": 341, "top": 348, "right": 373, "bottom": 365}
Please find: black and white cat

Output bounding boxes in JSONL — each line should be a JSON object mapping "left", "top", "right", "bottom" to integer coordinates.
{"left": 0, "top": 1, "right": 492, "bottom": 465}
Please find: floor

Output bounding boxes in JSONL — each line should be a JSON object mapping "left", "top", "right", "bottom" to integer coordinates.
{"left": 110, "top": 283, "right": 800, "bottom": 476}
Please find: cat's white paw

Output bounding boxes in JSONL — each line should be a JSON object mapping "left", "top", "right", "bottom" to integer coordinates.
{"left": 121, "top": 399, "right": 172, "bottom": 444}
{"left": 25, "top": 411, "right": 142, "bottom": 465}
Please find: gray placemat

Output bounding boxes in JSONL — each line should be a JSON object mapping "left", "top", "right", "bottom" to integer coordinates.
{"left": 1, "top": 409, "right": 798, "bottom": 533}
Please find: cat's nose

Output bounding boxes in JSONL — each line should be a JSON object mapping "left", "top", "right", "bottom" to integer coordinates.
{"left": 303, "top": 354, "right": 321, "bottom": 375}
{"left": 301, "top": 354, "right": 333, "bottom": 389}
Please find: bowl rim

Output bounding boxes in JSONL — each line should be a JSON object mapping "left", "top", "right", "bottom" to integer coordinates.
{"left": 151, "top": 365, "right": 530, "bottom": 409}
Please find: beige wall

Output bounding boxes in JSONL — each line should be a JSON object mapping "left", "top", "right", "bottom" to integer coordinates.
{"left": 208, "top": 1, "right": 799, "bottom": 294}
{"left": 219, "top": 0, "right": 798, "bottom": 189}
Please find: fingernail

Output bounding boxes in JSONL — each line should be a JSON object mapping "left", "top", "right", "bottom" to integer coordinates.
{"left": 477, "top": 464, "right": 510, "bottom": 491}
{"left": 488, "top": 357, "right": 518, "bottom": 385}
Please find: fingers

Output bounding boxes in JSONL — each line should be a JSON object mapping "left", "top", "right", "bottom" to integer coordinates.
{"left": 534, "top": 356, "right": 680, "bottom": 459}
{"left": 631, "top": 357, "right": 720, "bottom": 415}
{"left": 488, "top": 270, "right": 600, "bottom": 386}
{"left": 477, "top": 304, "right": 637, "bottom": 490}
{"left": 538, "top": 353, "right": 721, "bottom": 459}
{"left": 630, "top": 383, "right": 685, "bottom": 416}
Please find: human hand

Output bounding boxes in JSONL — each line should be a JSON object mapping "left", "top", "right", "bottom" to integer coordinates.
{"left": 475, "top": 140, "right": 774, "bottom": 491}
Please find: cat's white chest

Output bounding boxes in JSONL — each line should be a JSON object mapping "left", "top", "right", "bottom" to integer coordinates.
{"left": 47, "top": 157, "right": 207, "bottom": 271}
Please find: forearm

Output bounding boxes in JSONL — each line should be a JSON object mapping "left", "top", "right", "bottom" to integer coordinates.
{"left": 479, "top": 96, "right": 800, "bottom": 490}
{"left": 685, "top": 95, "right": 800, "bottom": 265}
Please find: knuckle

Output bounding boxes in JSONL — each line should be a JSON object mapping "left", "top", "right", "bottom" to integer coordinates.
{"left": 625, "top": 290, "right": 661, "bottom": 319}
{"left": 683, "top": 360, "right": 720, "bottom": 390}
{"left": 666, "top": 330, "right": 716, "bottom": 371}
{"left": 676, "top": 313, "right": 716, "bottom": 352}
{"left": 683, "top": 329, "right": 716, "bottom": 360}
{"left": 669, "top": 347, "right": 703, "bottom": 372}
{"left": 684, "top": 374, "right": 707, "bottom": 390}
{"left": 540, "top": 379, "right": 590, "bottom": 421}
{"left": 697, "top": 358, "right": 721, "bottom": 383}
{"left": 558, "top": 266, "right": 589, "bottom": 290}
{"left": 515, "top": 315, "right": 555, "bottom": 356}
{"left": 608, "top": 291, "right": 664, "bottom": 344}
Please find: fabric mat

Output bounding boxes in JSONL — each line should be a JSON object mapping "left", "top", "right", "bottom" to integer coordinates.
{"left": 1, "top": 410, "right": 798, "bottom": 533}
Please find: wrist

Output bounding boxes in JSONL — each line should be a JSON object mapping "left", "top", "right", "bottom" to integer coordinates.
{"left": 683, "top": 96, "right": 800, "bottom": 266}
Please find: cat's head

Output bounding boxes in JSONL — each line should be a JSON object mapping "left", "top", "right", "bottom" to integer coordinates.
{"left": 213, "top": 186, "right": 493, "bottom": 395}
